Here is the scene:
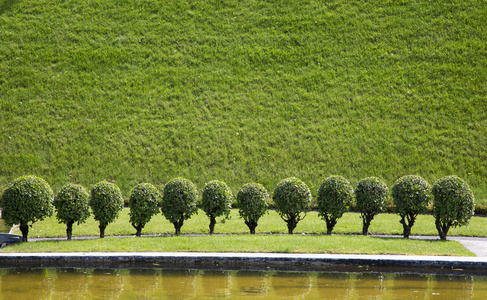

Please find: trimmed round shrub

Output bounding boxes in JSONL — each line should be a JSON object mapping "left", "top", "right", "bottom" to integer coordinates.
{"left": 89, "top": 181, "right": 124, "bottom": 238}
{"left": 392, "top": 175, "right": 431, "bottom": 238}
{"left": 317, "top": 176, "right": 353, "bottom": 235}
{"left": 273, "top": 177, "right": 311, "bottom": 234}
{"left": 53, "top": 183, "right": 91, "bottom": 240}
{"left": 129, "top": 183, "right": 161, "bottom": 237}
{"left": 161, "top": 178, "right": 199, "bottom": 235}
{"left": 201, "top": 180, "right": 233, "bottom": 234}
{"left": 1, "top": 175, "right": 54, "bottom": 242}
{"left": 236, "top": 183, "right": 269, "bottom": 234}
{"left": 355, "top": 177, "right": 388, "bottom": 235}
{"left": 433, "top": 175, "right": 475, "bottom": 240}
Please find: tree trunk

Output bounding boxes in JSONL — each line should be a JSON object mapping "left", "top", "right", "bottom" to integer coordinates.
{"left": 173, "top": 219, "right": 184, "bottom": 235}
{"left": 362, "top": 221, "right": 370, "bottom": 236}
{"left": 286, "top": 216, "right": 298, "bottom": 234}
{"left": 361, "top": 213, "right": 376, "bottom": 236}
{"left": 209, "top": 217, "right": 216, "bottom": 235}
{"left": 132, "top": 223, "right": 144, "bottom": 237}
{"left": 325, "top": 217, "right": 337, "bottom": 235}
{"left": 436, "top": 219, "right": 450, "bottom": 240}
{"left": 245, "top": 220, "right": 258, "bottom": 234}
{"left": 19, "top": 222, "right": 29, "bottom": 242}
{"left": 400, "top": 214, "right": 416, "bottom": 238}
{"left": 66, "top": 221, "right": 74, "bottom": 240}
{"left": 99, "top": 224, "right": 106, "bottom": 238}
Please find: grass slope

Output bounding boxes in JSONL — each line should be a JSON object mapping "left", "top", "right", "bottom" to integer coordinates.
{"left": 1, "top": 0, "right": 486, "bottom": 203}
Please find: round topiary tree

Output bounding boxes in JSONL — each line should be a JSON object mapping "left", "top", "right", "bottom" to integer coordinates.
{"left": 432, "top": 175, "right": 475, "bottom": 240}
{"left": 53, "top": 183, "right": 91, "bottom": 240}
{"left": 129, "top": 183, "right": 161, "bottom": 237}
{"left": 201, "top": 180, "right": 233, "bottom": 235}
{"left": 236, "top": 183, "right": 269, "bottom": 234}
{"left": 89, "top": 181, "right": 124, "bottom": 238}
{"left": 161, "top": 178, "right": 199, "bottom": 235}
{"left": 273, "top": 177, "right": 312, "bottom": 234}
{"left": 392, "top": 175, "right": 431, "bottom": 238}
{"left": 317, "top": 175, "right": 353, "bottom": 235}
{"left": 1, "top": 175, "right": 54, "bottom": 242}
{"left": 355, "top": 177, "right": 388, "bottom": 236}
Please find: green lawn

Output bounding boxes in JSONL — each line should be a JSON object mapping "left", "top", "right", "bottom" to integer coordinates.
{"left": 0, "top": 0, "right": 486, "bottom": 205}
{"left": 2, "top": 234, "right": 473, "bottom": 256}
{"left": 10, "top": 208, "right": 487, "bottom": 238}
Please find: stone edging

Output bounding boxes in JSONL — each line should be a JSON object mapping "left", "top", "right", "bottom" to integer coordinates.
{"left": 1, "top": 252, "right": 487, "bottom": 275}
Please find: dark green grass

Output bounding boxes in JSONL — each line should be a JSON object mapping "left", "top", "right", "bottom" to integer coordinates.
{"left": 10, "top": 209, "right": 487, "bottom": 238}
{"left": 1, "top": 0, "right": 486, "bottom": 204}
{"left": 2, "top": 234, "right": 473, "bottom": 256}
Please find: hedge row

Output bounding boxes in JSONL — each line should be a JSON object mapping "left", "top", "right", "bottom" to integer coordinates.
{"left": 0, "top": 175, "right": 477, "bottom": 241}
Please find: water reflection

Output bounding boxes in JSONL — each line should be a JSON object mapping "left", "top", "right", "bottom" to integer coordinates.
{"left": 234, "top": 271, "right": 269, "bottom": 297}
{"left": 87, "top": 269, "right": 124, "bottom": 300}
{"left": 160, "top": 269, "right": 197, "bottom": 299}
{"left": 271, "top": 272, "right": 311, "bottom": 299}
{"left": 0, "top": 268, "right": 486, "bottom": 299}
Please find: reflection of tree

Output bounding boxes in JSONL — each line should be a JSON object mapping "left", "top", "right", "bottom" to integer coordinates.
{"left": 87, "top": 269, "right": 124, "bottom": 300}
{"left": 382, "top": 273, "right": 428, "bottom": 299}
{"left": 234, "top": 271, "right": 269, "bottom": 297}
{"left": 0, "top": 268, "right": 53, "bottom": 300}
{"left": 51, "top": 269, "right": 90, "bottom": 299}
{"left": 271, "top": 272, "right": 311, "bottom": 299}
{"left": 127, "top": 269, "right": 159, "bottom": 299}
{"left": 160, "top": 269, "right": 198, "bottom": 299}
{"left": 426, "top": 275, "right": 474, "bottom": 299}
{"left": 316, "top": 272, "right": 355, "bottom": 299}
{"left": 200, "top": 270, "right": 232, "bottom": 298}
{"left": 353, "top": 273, "right": 388, "bottom": 299}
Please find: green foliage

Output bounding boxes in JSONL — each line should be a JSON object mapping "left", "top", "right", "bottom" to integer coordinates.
{"left": 89, "top": 181, "right": 124, "bottom": 238}
{"left": 273, "top": 177, "right": 311, "bottom": 234}
{"left": 392, "top": 175, "right": 431, "bottom": 215}
{"left": 161, "top": 178, "right": 198, "bottom": 235}
{"left": 317, "top": 175, "right": 353, "bottom": 234}
{"left": 53, "top": 183, "right": 90, "bottom": 240}
{"left": 433, "top": 175, "right": 475, "bottom": 240}
{"left": 475, "top": 204, "right": 487, "bottom": 216}
{"left": 236, "top": 182, "right": 269, "bottom": 234}
{"left": 54, "top": 183, "right": 90, "bottom": 225}
{"left": 355, "top": 177, "right": 388, "bottom": 235}
{"left": 392, "top": 175, "right": 431, "bottom": 238}
{"left": 201, "top": 180, "right": 233, "bottom": 234}
{"left": 0, "top": 175, "right": 53, "bottom": 241}
{"left": 128, "top": 183, "right": 160, "bottom": 237}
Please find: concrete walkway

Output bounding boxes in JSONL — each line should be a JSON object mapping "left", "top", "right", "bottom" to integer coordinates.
{"left": 371, "top": 235, "right": 487, "bottom": 257}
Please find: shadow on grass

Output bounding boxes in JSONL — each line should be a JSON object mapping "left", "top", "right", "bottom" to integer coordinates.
{"left": 370, "top": 236, "right": 443, "bottom": 242}
{"left": 0, "top": 0, "right": 18, "bottom": 15}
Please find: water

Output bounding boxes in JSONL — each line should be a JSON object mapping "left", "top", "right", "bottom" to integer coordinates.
{"left": 1, "top": 268, "right": 486, "bottom": 299}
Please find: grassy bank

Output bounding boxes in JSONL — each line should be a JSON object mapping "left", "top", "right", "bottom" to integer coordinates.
{"left": 10, "top": 209, "right": 487, "bottom": 238}
{"left": 1, "top": 0, "right": 486, "bottom": 203}
{"left": 1, "top": 234, "right": 473, "bottom": 256}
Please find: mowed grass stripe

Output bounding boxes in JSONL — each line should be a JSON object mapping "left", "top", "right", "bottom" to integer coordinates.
{"left": 2, "top": 234, "right": 474, "bottom": 256}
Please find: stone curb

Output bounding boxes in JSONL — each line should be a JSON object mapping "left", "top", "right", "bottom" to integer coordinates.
{"left": 1, "top": 252, "right": 487, "bottom": 275}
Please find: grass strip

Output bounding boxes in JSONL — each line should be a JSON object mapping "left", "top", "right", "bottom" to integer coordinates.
{"left": 10, "top": 209, "right": 487, "bottom": 238}
{"left": 1, "top": 234, "right": 473, "bottom": 256}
